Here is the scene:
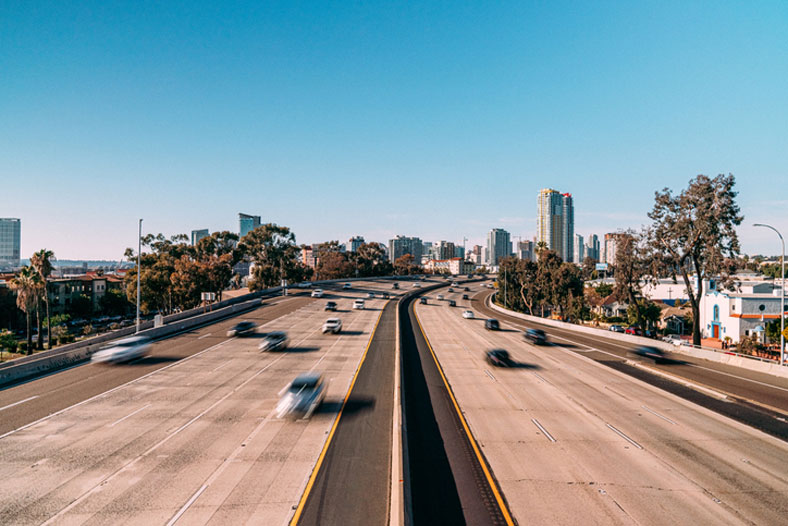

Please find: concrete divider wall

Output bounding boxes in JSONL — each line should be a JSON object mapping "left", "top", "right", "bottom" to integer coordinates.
{"left": 487, "top": 297, "right": 788, "bottom": 379}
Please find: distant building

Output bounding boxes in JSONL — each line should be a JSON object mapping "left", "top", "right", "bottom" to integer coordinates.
{"left": 517, "top": 240, "right": 535, "bottom": 261}
{"left": 436, "top": 240, "right": 456, "bottom": 260}
{"left": 537, "top": 189, "right": 574, "bottom": 261}
{"left": 191, "top": 229, "right": 209, "bottom": 246}
{"left": 604, "top": 232, "right": 626, "bottom": 265}
{"left": 48, "top": 272, "right": 125, "bottom": 316}
{"left": 454, "top": 245, "right": 465, "bottom": 259}
{"left": 239, "top": 213, "right": 261, "bottom": 238}
{"left": 422, "top": 242, "right": 434, "bottom": 259}
{"left": 388, "top": 235, "right": 423, "bottom": 263}
{"left": 424, "top": 257, "right": 475, "bottom": 275}
{"left": 487, "top": 228, "right": 510, "bottom": 266}
{"left": 0, "top": 218, "right": 21, "bottom": 269}
{"left": 585, "top": 234, "right": 600, "bottom": 261}
{"left": 347, "top": 236, "right": 365, "bottom": 252}
{"left": 574, "top": 234, "right": 585, "bottom": 264}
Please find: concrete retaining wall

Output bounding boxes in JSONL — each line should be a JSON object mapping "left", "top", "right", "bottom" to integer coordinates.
{"left": 487, "top": 297, "right": 788, "bottom": 379}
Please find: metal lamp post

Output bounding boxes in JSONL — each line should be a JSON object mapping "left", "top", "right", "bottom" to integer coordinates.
{"left": 136, "top": 219, "right": 142, "bottom": 334}
{"left": 753, "top": 223, "right": 784, "bottom": 366}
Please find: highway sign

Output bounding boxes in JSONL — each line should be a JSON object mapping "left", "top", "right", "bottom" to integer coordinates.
{"left": 782, "top": 327, "right": 788, "bottom": 340}
{"left": 595, "top": 263, "right": 608, "bottom": 271}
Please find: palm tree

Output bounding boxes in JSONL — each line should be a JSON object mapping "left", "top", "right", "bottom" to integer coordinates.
{"left": 9, "top": 266, "right": 42, "bottom": 355}
{"left": 31, "top": 249, "right": 54, "bottom": 349}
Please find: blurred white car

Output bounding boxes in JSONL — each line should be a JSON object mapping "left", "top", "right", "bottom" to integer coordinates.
{"left": 91, "top": 336, "right": 152, "bottom": 364}
{"left": 276, "top": 373, "right": 327, "bottom": 418}
{"left": 353, "top": 299, "right": 365, "bottom": 310}
{"left": 412, "top": 283, "right": 421, "bottom": 288}
{"left": 437, "top": 294, "right": 444, "bottom": 300}
{"left": 662, "top": 334, "right": 684, "bottom": 347}
{"left": 311, "top": 289, "right": 324, "bottom": 298}
{"left": 259, "top": 331, "right": 288, "bottom": 352}
{"left": 323, "top": 318, "right": 342, "bottom": 334}
{"left": 367, "top": 292, "right": 375, "bottom": 298}
{"left": 462, "top": 310, "right": 474, "bottom": 319}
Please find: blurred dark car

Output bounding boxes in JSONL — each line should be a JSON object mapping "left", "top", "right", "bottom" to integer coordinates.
{"left": 448, "top": 300, "right": 456, "bottom": 307}
{"left": 464, "top": 287, "right": 470, "bottom": 292}
{"left": 325, "top": 301, "right": 338, "bottom": 311}
{"left": 227, "top": 321, "right": 256, "bottom": 337}
{"left": 524, "top": 328, "right": 547, "bottom": 345}
{"left": 485, "top": 349, "right": 512, "bottom": 367}
{"left": 462, "top": 294, "right": 469, "bottom": 300}
{"left": 485, "top": 319, "right": 500, "bottom": 331}
{"left": 419, "top": 297, "right": 428, "bottom": 304}
{"left": 632, "top": 346, "right": 666, "bottom": 361}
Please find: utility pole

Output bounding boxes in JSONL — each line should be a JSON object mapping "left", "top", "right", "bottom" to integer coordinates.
{"left": 136, "top": 219, "right": 142, "bottom": 334}
{"left": 754, "top": 223, "right": 785, "bottom": 366}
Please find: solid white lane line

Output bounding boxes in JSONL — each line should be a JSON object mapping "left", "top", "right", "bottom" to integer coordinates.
{"left": 197, "top": 333, "right": 212, "bottom": 340}
{"left": 606, "top": 423, "right": 643, "bottom": 449}
{"left": 686, "top": 363, "right": 788, "bottom": 393}
{"left": 485, "top": 370, "right": 497, "bottom": 382}
{"left": 108, "top": 403, "right": 151, "bottom": 428}
{"left": 641, "top": 405, "right": 678, "bottom": 425}
{"left": 0, "top": 396, "right": 38, "bottom": 412}
{"left": 531, "top": 418, "right": 556, "bottom": 442}
{"left": 211, "top": 362, "right": 229, "bottom": 373}
{"left": 166, "top": 484, "right": 208, "bottom": 526}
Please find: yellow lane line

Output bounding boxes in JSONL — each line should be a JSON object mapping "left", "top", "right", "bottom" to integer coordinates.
{"left": 289, "top": 307, "right": 386, "bottom": 525}
{"left": 413, "top": 307, "right": 516, "bottom": 526}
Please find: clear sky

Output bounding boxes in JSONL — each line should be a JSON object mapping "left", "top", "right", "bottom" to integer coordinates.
{"left": 2, "top": 1, "right": 787, "bottom": 260}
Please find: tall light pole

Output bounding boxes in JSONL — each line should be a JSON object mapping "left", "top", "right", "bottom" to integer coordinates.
{"left": 136, "top": 219, "right": 142, "bottom": 334}
{"left": 754, "top": 223, "right": 784, "bottom": 366}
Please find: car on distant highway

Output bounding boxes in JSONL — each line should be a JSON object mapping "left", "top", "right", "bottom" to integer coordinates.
{"left": 343, "top": 283, "right": 352, "bottom": 290}
{"left": 462, "top": 310, "right": 474, "bottom": 319}
{"left": 322, "top": 318, "right": 342, "bottom": 334}
{"left": 632, "top": 345, "right": 666, "bottom": 361}
{"left": 464, "top": 287, "right": 470, "bottom": 292}
{"left": 276, "top": 373, "right": 326, "bottom": 418}
{"left": 524, "top": 328, "right": 547, "bottom": 345}
{"left": 608, "top": 325, "right": 625, "bottom": 333}
{"left": 297, "top": 281, "right": 312, "bottom": 288}
{"left": 392, "top": 282, "right": 400, "bottom": 289}
{"left": 485, "top": 349, "right": 512, "bottom": 367}
{"left": 325, "top": 301, "right": 337, "bottom": 311}
{"left": 412, "top": 283, "right": 421, "bottom": 288}
{"left": 259, "top": 331, "right": 288, "bottom": 352}
{"left": 419, "top": 297, "right": 428, "bottom": 304}
{"left": 485, "top": 318, "right": 500, "bottom": 331}
{"left": 381, "top": 292, "right": 390, "bottom": 299}
{"left": 311, "top": 289, "right": 325, "bottom": 298}
{"left": 367, "top": 292, "right": 375, "bottom": 298}
{"left": 227, "top": 321, "right": 256, "bottom": 337}
{"left": 448, "top": 300, "right": 456, "bottom": 307}
{"left": 437, "top": 294, "right": 444, "bottom": 300}
{"left": 448, "top": 288, "right": 454, "bottom": 292}
{"left": 353, "top": 299, "right": 365, "bottom": 310}
{"left": 91, "top": 336, "right": 152, "bottom": 364}
{"left": 462, "top": 294, "right": 469, "bottom": 300}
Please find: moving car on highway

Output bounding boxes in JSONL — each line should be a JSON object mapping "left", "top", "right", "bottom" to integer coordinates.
{"left": 420, "top": 297, "right": 428, "bottom": 304}
{"left": 632, "top": 345, "right": 666, "bottom": 361}
{"left": 485, "top": 349, "right": 512, "bottom": 367}
{"left": 437, "top": 294, "right": 444, "bottom": 300}
{"left": 448, "top": 288, "right": 454, "bottom": 292}
{"left": 311, "top": 289, "right": 325, "bottom": 298}
{"left": 343, "top": 283, "right": 352, "bottom": 289}
{"left": 524, "top": 328, "right": 547, "bottom": 345}
{"left": 464, "top": 287, "right": 470, "bottom": 292}
{"left": 485, "top": 318, "right": 500, "bottom": 331}
{"left": 353, "top": 299, "right": 365, "bottom": 310}
{"left": 462, "top": 310, "right": 474, "bottom": 319}
{"left": 462, "top": 294, "right": 469, "bottom": 300}
{"left": 322, "top": 318, "right": 342, "bottom": 334}
{"left": 448, "top": 300, "right": 456, "bottom": 307}
{"left": 91, "top": 336, "right": 151, "bottom": 364}
{"left": 227, "top": 321, "right": 256, "bottom": 337}
{"left": 325, "top": 301, "right": 338, "bottom": 311}
{"left": 367, "top": 292, "right": 375, "bottom": 298}
{"left": 259, "top": 331, "right": 288, "bottom": 352}
{"left": 392, "top": 282, "right": 400, "bottom": 289}
{"left": 276, "top": 373, "right": 326, "bottom": 418}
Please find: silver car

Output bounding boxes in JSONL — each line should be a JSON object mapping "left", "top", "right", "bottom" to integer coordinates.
{"left": 91, "top": 336, "right": 152, "bottom": 364}
{"left": 277, "top": 373, "right": 327, "bottom": 418}
{"left": 259, "top": 331, "right": 288, "bottom": 352}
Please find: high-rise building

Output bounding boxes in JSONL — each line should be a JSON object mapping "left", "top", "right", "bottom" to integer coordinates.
{"left": 585, "top": 234, "right": 600, "bottom": 261}
{"left": 537, "top": 189, "right": 574, "bottom": 262}
{"left": 604, "top": 232, "right": 626, "bottom": 265}
{"left": 574, "top": 234, "right": 585, "bottom": 264}
{"left": 388, "top": 235, "right": 423, "bottom": 263}
{"left": 238, "top": 213, "right": 261, "bottom": 238}
{"left": 347, "top": 236, "right": 365, "bottom": 252}
{"left": 191, "top": 229, "right": 209, "bottom": 246}
{"left": 0, "top": 218, "right": 21, "bottom": 268}
{"left": 422, "top": 242, "right": 433, "bottom": 259}
{"left": 454, "top": 245, "right": 465, "bottom": 259}
{"left": 487, "top": 228, "right": 511, "bottom": 267}
{"left": 436, "top": 240, "right": 456, "bottom": 260}
{"left": 517, "top": 240, "right": 535, "bottom": 261}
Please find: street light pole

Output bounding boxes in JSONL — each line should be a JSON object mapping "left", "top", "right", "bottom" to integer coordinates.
{"left": 136, "top": 219, "right": 142, "bottom": 334}
{"left": 753, "top": 223, "right": 785, "bottom": 366}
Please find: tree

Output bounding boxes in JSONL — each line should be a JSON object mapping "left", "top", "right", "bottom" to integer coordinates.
{"left": 595, "top": 283, "right": 613, "bottom": 297}
{"left": 238, "top": 224, "right": 310, "bottom": 290}
{"left": 9, "top": 266, "right": 42, "bottom": 354}
{"left": 0, "top": 330, "right": 17, "bottom": 359}
{"left": 30, "top": 249, "right": 54, "bottom": 349}
{"left": 581, "top": 257, "right": 598, "bottom": 280}
{"left": 99, "top": 288, "right": 130, "bottom": 317}
{"left": 516, "top": 259, "right": 541, "bottom": 315}
{"left": 613, "top": 231, "right": 648, "bottom": 328}
{"left": 124, "top": 234, "right": 191, "bottom": 314}
{"left": 393, "top": 254, "right": 421, "bottom": 275}
{"left": 317, "top": 251, "right": 354, "bottom": 280}
{"left": 71, "top": 294, "right": 94, "bottom": 320}
{"left": 648, "top": 174, "right": 743, "bottom": 345}
{"left": 354, "top": 243, "right": 393, "bottom": 277}
{"left": 496, "top": 257, "right": 522, "bottom": 310}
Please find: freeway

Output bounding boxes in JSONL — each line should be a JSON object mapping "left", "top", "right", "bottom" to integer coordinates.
{"left": 0, "top": 280, "right": 401, "bottom": 525}
{"left": 414, "top": 285, "right": 788, "bottom": 525}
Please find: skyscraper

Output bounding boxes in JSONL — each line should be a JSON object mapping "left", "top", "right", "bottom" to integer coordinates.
{"left": 0, "top": 218, "right": 21, "bottom": 268}
{"left": 191, "top": 229, "right": 209, "bottom": 246}
{"left": 487, "top": 228, "right": 511, "bottom": 266}
{"left": 388, "top": 235, "right": 423, "bottom": 263}
{"left": 604, "top": 232, "right": 626, "bottom": 265}
{"left": 238, "top": 213, "right": 261, "bottom": 238}
{"left": 574, "top": 233, "right": 585, "bottom": 264}
{"left": 517, "top": 240, "right": 535, "bottom": 261}
{"left": 585, "top": 234, "right": 600, "bottom": 261}
{"left": 436, "top": 240, "right": 456, "bottom": 260}
{"left": 347, "top": 236, "right": 365, "bottom": 252}
{"left": 537, "top": 189, "right": 574, "bottom": 262}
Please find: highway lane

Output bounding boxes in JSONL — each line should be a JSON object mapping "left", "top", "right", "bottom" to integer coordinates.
{"left": 475, "top": 290, "right": 788, "bottom": 415}
{"left": 0, "top": 281, "right": 399, "bottom": 525}
{"left": 415, "top": 286, "right": 788, "bottom": 525}
{"left": 0, "top": 293, "right": 315, "bottom": 436}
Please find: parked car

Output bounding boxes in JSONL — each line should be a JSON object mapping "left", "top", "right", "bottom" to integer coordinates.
{"left": 343, "top": 283, "right": 352, "bottom": 290}
{"left": 462, "top": 294, "right": 469, "bottom": 300}
{"left": 311, "top": 289, "right": 325, "bottom": 298}
{"left": 353, "top": 299, "right": 365, "bottom": 310}
{"left": 276, "top": 373, "right": 326, "bottom": 418}
{"left": 632, "top": 345, "right": 666, "bottom": 361}
{"left": 524, "top": 328, "right": 547, "bottom": 345}
{"left": 609, "top": 325, "right": 625, "bottom": 333}
{"left": 462, "top": 310, "right": 474, "bottom": 319}
{"left": 625, "top": 326, "right": 643, "bottom": 336}
{"left": 227, "top": 321, "right": 256, "bottom": 337}
{"left": 324, "top": 301, "right": 337, "bottom": 311}
{"left": 259, "top": 331, "right": 288, "bottom": 352}
{"left": 662, "top": 334, "right": 683, "bottom": 347}
{"left": 322, "top": 318, "right": 342, "bottom": 334}
{"left": 448, "top": 300, "right": 456, "bottom": 307}
{"left": 485, "top": 319, "right": 500, "bottom": 331}
{"left": 91, "top": 336, "right": 151, "bottom": 364}
{"left": 485, "top": 349, "right": 512, "bottom": 367}
{"left": 420, "top": 297, "right": 428, "bottom": 304}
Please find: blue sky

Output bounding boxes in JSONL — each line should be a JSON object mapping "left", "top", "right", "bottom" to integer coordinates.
{"left": 2, "top": 1, "right": 787, "bottom": 259}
